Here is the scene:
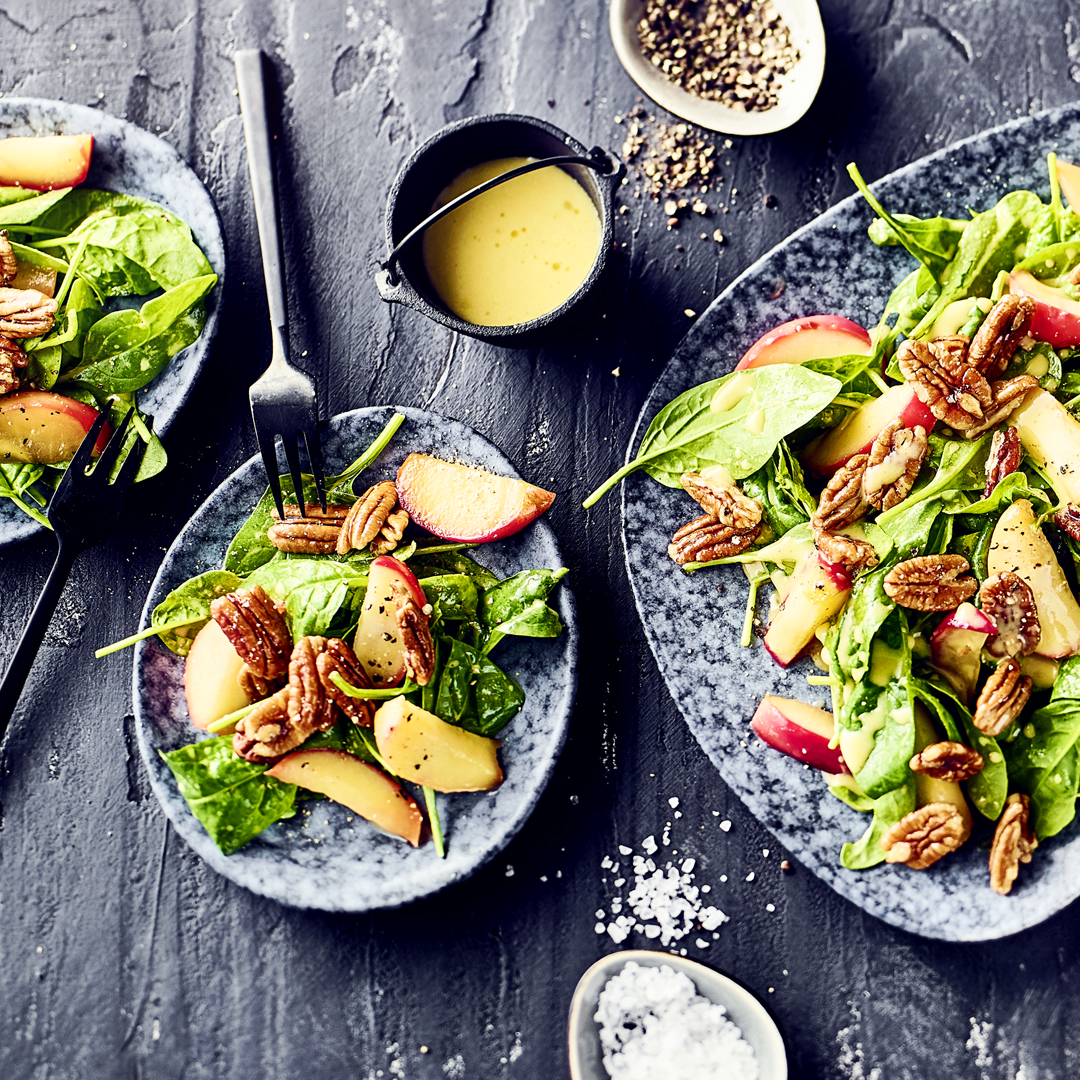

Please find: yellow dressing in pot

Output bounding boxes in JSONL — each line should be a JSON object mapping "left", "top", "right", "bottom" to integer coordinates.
{"left": 421, "top": 156, "right": 601, "bottom": 326}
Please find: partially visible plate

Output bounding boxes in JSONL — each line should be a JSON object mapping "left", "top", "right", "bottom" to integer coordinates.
{"left": 0, "top": 98, "right": 225, "bottom": 548}
{"left": 622, "top": 102, "right": 1080, "bottom": 940}
{"left": 133, "top": 407, "right": 578, "bottom": 912}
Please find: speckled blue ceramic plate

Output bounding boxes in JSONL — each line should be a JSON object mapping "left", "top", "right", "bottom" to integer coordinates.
{"left": 134, "top": 407, "right": 578, "bottom": 911}
{"left": 623, "top": 103, "right": 1080, "bottom": 941}
{"left": 0, "top": 98, "right": 225, "bottom": 549}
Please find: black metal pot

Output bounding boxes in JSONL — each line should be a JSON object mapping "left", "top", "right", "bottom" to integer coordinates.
{"left": 377, "top": 114, "right": 624, "bottom": 347}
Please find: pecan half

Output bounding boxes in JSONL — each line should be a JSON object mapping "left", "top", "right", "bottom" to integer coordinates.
{"left": 232, "top": 688, "right": 299, "bottom": 763}
{"left": 393, "top": 580, "right": 436, "bottom": 686}
{"left": 969, "top": 295, "right": 1036, "bottom": 379}
{"left": 336, "top": 481, "right": 400, "bottom": 554}
{"left": 963, "top": 374, "right": 1038, "bottom": 438}
{"left": 273, "top": 503, "right": 350, "bottom": 522}
{"left": 974, "top": 657, "right": 1032, "bottom": 736}
{"left": 681, "top": 471, "right": 762, "bottom": 531}
{"left": 989, "top": 793, "right": 1038, "bottom": 895}
{"left": 371, "top": 508, "right": 410, "bottom": 556}
{"left": 287, "top": 635, "right": 339, "bottom": 733}
{"left": 980, "top": 572, "right": 1041, "bottom": 658}
{"left": 815, "top": 531, "right": 879, "bottom": 574}
{"left": 812, "top": 454, "right": 870, "bottom": 532}
{"left": 317, "top": 637, "right": 376, "bottom": 726}
{"left": 0, "top": 287, "right": 57, "bottom": 338}
{"left": 239, "top": 664, "right": 283, "bottom": 702}
{"left": 883, "top": 554, "right": 977, "bottom": 611}
{"left": 984, "top": 425, "right": 1022, "bottom": 498}
{"left": 1056, "top": 503, "right": 1080, "bottom": 541}
{"left": 897, "top": 337, "right": 992, "bottom": 431}
{"left": 881, "top": 802, "right": 970, "bottom": 870}
{"left": 0, "top": 335, "right": 27, "bottom": 394}
{"left": 267, "top": 520, "right": 341, "bottom": 554}
{"left": 211, "top": 584, "right": 293, "bottom": 681}
{"left": 668, "top": 514, "right": 760, "bottom": 564}
{"left": 909, "top": 741, "right": 985, "bottom": 782}
{"left": 862, "top": 421, "right": 928, "bottom": 512}
{"left": 0, "top": 230, "right": 16, "bottom": 286}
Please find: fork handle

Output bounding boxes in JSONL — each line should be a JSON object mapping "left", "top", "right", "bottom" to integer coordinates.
{"left": 235, "top": 49, "right": 290, "bottom": 369}
{"left": 0, "top": 541, "right": 78, "bottom": 745}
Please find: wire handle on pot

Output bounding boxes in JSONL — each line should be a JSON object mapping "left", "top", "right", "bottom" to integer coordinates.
{"left": 380, "top": 146, "right": 616, "bottom": 286}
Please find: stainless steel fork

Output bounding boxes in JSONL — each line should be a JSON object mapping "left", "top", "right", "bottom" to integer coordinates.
{"left": 234, "top": 48, "right": 326, "bottom": 519}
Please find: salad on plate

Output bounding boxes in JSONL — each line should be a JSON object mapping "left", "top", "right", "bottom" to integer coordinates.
{"left": 589, "top": 151, "right": 1080, "bottom": 896}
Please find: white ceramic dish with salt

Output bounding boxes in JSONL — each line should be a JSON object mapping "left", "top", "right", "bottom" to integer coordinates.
{"left": 568, "top": 950, "right": 788, "bottom": 1080}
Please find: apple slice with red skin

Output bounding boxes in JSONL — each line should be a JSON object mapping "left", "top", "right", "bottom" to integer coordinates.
{"left": 396, "top": 452, "right": 555, "bottom": 543}
{"left": 1011, "top": 387, "right": 1080, "bottom": 505}
{"left": 183, "top": 619, "right": 251, "bottom": 730}
{"left": 0, "top": 390, "right": 111, "bottom": 464}
{"left": 352, "top": 556, "right": 429, "bottom": 688}
{"left": 1007, "top": 269, "right": 1080, "bottom": 348}
{"left": 374, "top": 695, "right": 503, "bottom": 793}
{"left": 734, "top": 314, "right": 872, "bottom": 371}
{"left": 929, "top": 602, "right": 997, "bottom": 704}
{"left": 802, "top": 383, "right": 937, "bottom": 476}
{"left": 751, "top": 694, "right": 849, "bottom": 774}
{"left": 0, "top": 133, "right": 93, "bottom": 190}
{"left": 266, "top": 749, "right": 423, "bottom": 846}
{"left": 763, "top": 549, "right": 852, "bottom": 668}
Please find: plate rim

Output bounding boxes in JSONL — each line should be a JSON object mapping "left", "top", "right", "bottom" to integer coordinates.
{"left": 132, "top": 405, "right": 579, "bottom": 912}
{"left": 0, "top": 96, "right": 225, "bottom": 549}
{"left": 620, "top": 100, "right": 1080, "bottom": 940}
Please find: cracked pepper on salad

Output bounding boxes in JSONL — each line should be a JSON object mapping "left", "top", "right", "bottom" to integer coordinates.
{"left": 587, "top": 152, "right": 1080, "bottom": 895}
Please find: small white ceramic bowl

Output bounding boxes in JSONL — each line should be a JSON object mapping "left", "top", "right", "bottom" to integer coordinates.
{"left": 567, "top": 949, "right": 788, "bottom": 1080}
{"left": 608, "top": 0, "right": 826, "bottom": 136}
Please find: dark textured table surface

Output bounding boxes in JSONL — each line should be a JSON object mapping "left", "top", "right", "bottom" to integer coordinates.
{"left": 2, "top": 2, "right": 1079, "bottom": 1078}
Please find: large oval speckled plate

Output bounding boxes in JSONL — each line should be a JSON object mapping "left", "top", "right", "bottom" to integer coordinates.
{"left": 134, "top": 407, "right": 577, "bottom": 911}
{"left": 623, "top": 103, "right": 1080, "bottom": 941}
{"left": 0, "top": 98, "right": 225, "bottom": 549}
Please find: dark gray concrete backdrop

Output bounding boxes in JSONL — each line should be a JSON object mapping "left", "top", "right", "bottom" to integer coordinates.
{"left": 1, "top": 2, "right": 1078, "bottom": 1078}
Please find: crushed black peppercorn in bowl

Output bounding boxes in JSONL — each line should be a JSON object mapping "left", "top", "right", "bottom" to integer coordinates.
{"left": 376, "top": 114, "right": 624, "bottom": 347}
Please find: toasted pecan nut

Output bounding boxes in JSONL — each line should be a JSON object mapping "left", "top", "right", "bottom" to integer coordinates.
{"left": 0, "top": 231, "right": 16, "bottom": 286}
{"left": 897, "top": 337, "right": 992, "bottom": 431}
{"left": 393, "top": 580, "right": 436, "bottom": 686}
{"left": 681, "top": 471, "right": 762, "bottom": 531}
{"left": 271, "top": 503, "right": 351, "bottom": 522}
{"left": 984, "top": 426, "right": 1022, "bottom": 498}
{"left": 371, "top": 508, "right": 410, "bottom": 556}
{"left": 239, "top": 664, "right": 283, "bottom": 703}
{"left": 211, "top": 584, "right": 293, "bottom": 681}
{"left": 232, "top": 687, "right": 299, "bottom": 763}
{"left": 881, "top": 802, "right": 970, "bottom": 870}
{"left": 883, "top": 554, "right": 977, "bottom": 611}
{"left": 267, "top": 520, "right": 341, "bottom": 554}
{"left": 909, "top": 741, "right": 985, "bottom": 782}
{"left": 815, "top": 531, "right": 879, "bottom": 574}
{"left": 969, "top": 295, "right": 1036, "bottom": 379}
{"left": 980, "top": 572, "right": 1041, "bottom": 658}
{"left": 811, "top": 454, "right": 870, "bottom": 532}
{"left": 668, "top": 514, "right": 760, "bottom": 565}
{"left": 0, "top": 287, "right": 57, "bottom": 338}
{"left": 862, "top": 421, "right": 927, "bottom": 511}
{"left": 974, "top": 657, "right": 1032, "bottom": 736}
{"left": 989, "top": 793, "right": 1038, "bottom": 895}
{"left": 288, "top": 635, "right": 338, "bottom": 733}
{"left": 0, "top": 335, "right": 27, "bottom": 394}
{"left": 1056, "top": 503, "right": 1080, "bottom": 542}
{"left": 317, "top": 637, "right": 376, "bottom": 726}
{"left": 336, "top": 481, "right": 400, "bottom": 554}
{"left": 963, "top": 374, "right": 1039, "bottom": 438}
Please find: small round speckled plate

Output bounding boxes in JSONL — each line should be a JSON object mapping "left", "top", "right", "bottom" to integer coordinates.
{"left": 622, "top": 103, "right": 1080, "bottom": 940}
{"left": 0, "top": 98, "right": 225, "bottom": 549}
{"left": 133, "top": 407, "right": 578, "bottom": 911}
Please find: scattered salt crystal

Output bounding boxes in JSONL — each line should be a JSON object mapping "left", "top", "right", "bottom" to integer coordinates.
{"left": 762, "top": 849, "right": 769, "bottom": 858}
{"left": 696, "top": 938, "right": 709, "bottom": 949}
{"left": 602, "top": 856, "right": 614, "bottom": 869}
{"left": 595, "top": 923, "right": 606, "bottom": 934}
{"left": 614, "top": 878, "right": 626, "bottom": 887}
{"left": 596, "top": 909, "right": 606, "bottom": 920}
{"left": 746, "top": 872, "right": 755, "bottom": 882}
{"left": 712, "top": 811, "right": 720, "bottom": 817}
{"left": 720, "top": 875, "right": 728, "bottom": 883}
{"left": 619, "top": 845, "right": 633, "bottom": 856}
{"left": 766, "top": 904, "right": 775, "bottom": 913}
{"left": 720, "top": 820, "right": 732, "bottom": 832}
{"left": 681, "top": 858, "right": 696, "bottom": 873}
{"left": 642, "top": 836, "right": 658, "bottom": 855}
{"left": 701, "top": 885, "right": 711, "bottom": 893}
{"left": 669, "top": 797, "right": 680, "bottom": 809}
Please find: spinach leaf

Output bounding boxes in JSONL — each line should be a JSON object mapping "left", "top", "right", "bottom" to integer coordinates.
{"left": 741, "top": 441, "right": 815, "bottom": 537}
{"left": 433, "top": 637, "right": 525, "bottom": 736}
{"left": 877, "top": 265, "right": 941, "bottom": 340}
{"left": 478, "top": 567, "right": 567, "bottom": 653}
{"left": 224, "top": 487, "right": 281, "bottom": 575}
{"left": 0, "top": 186, "right": 46, "bottom": 208}
{"left": 877, "top": 437, "right": 989, "bottom": 528}
{"left": 1025, "top": 154, "right": 1080, "bottom": 253}
{"left": 839, "top": 779, "right": 916, "bottom": 870}
{"left": 247, "top": 556, "right": 365, "bottom": 638}
{"left": 584, "top": 365, "right": 840, "bottom": 505}
{"left": 1004, "top": 698, "right": 1080, "bottom": 839}
{"left": 410, "top": 548, "right": 499, "bottom": 589}
{"left": 0, "top": 463, "right": 49, "bottom": 527}
{"left": 1053, "top": 656, "right": 1080, "bottom": 701}
{"left": 943, "top": 470, "right": 1051, "bottom": 518}
{"left": 421, "top": 574, "right": 479, "bottom": 622}
{"left": 65, "top": 273, "right": 215, "bottom": 394}
{"left": 159, "top": 736, "right": 297, "bottom": 855}
{"left": 0, "top": 187, "right": 71, "bottom": 227}
{"left": 151, "top": 569, "right": 243, "bottom": 655}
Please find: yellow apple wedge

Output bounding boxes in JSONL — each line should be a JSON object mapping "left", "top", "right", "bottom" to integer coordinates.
{"left": 912, "top": 705, "right": 973, "bottom": 837}
{"left": 266, "top": 749, "right": 423, "bottom": 846}
{"left": 0, "top": 133, "right": 93, "bottom": 190}
{"left": 183, "top": 619, "right": 250, "bottom": 730}
{"left": 373, "top": 696, "right": 502, "bottom": 792}
{"left": 0, "top": 390, "right": 111, "bottom": 464}
{"left": 1010, "top": 388, "right": 1080, "bottom": 504}
{"left": 987, "top": 499, "right": 1080, "bottom": 658}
